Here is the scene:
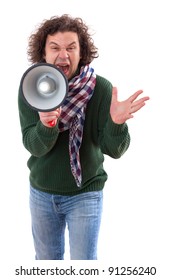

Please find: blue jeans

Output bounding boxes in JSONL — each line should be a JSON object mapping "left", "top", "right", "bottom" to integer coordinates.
{"left": 29, "top": 186, "right": 103, "bottom": 260}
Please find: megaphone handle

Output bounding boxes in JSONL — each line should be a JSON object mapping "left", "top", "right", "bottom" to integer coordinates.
{"left": 48, "top": 120, "right": 56, "bottom": 127}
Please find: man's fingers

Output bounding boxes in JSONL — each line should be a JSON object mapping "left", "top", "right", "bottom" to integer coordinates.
{"left": 131, "top": 97, "right": 149, "bottom": 108}
{"left": 111, "top": 87, "right": 118, "bottom": 102}
{"left": 130, "top": 102, "right": 146, "bottom": 114}
{"left": 128, "top": 90, "right": 144, "bottom": 103}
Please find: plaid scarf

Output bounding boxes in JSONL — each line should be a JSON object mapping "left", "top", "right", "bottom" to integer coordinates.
{"left": 58, "top": 65, "right": 96, "bottom": 187}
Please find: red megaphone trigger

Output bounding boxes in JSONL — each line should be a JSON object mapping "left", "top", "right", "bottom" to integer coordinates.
{"left": 48, "top": 120, "right": 56, "bottom": 127}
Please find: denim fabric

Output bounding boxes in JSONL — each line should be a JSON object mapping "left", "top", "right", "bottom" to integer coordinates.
{"left": 29, "top": 185, "right": 103, "bottom": 260}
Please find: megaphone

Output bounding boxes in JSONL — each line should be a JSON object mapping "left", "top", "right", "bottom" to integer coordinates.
{"left": 20, "top": 63, "right": 68, "bottom": 112}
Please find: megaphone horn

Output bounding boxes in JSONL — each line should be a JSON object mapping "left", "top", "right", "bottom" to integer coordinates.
{"left": 20, "top": 63, "right": 69, "bottom": 113}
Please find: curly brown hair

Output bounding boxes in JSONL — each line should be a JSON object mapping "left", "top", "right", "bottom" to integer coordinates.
{"left": 27, "top": 14, "right": 99, "bottom": 66}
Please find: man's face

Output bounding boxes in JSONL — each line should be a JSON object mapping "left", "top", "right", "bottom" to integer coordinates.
{"left": 44, "top": 31, "right": 81, "bottom": 80}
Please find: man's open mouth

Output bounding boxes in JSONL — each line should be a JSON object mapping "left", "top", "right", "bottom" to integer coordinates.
{"left": 56, "top": 64, "right": 69, "bottom": 76}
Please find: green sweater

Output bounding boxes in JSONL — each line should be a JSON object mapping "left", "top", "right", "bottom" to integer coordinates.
{"left": 18, "top": 74, "right": 130, "bottom": 195}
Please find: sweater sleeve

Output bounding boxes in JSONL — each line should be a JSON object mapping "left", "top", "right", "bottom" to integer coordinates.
{"left": 97, "top": 77, "right": 130, "bottom": 158}
{"left": 18, "top": 88, "right": 60, "bottom": 157}
{"left": 99, "top": 114, "right": 130, "bottom": 158}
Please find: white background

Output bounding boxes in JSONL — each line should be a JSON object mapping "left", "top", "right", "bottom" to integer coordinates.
{"left": 1, "top": 0, "right": 169, "bottom": 279}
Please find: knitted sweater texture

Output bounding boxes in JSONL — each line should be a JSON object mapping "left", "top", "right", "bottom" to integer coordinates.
{"left": 18, "top": 74, "right": 130, "bottom": 195}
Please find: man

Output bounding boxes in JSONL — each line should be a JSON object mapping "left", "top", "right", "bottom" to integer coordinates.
{"left": 18, "top": 14, "right": 149, "bottom": 260}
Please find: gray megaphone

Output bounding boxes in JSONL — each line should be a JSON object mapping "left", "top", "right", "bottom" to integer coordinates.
{"left": 20, "top": 63, "right": 69, "bottom": 126}
{"left": 20, "top": 63, "right": 68, "bottom": 112}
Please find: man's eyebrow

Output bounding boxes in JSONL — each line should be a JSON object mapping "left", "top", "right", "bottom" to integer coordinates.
{"left": 49, "top": 41, "right": 77, "bottom": 46}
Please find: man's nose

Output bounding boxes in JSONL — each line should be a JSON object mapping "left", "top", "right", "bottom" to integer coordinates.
{"left": 58, "top": 48, "right": 69, "bottom": 59}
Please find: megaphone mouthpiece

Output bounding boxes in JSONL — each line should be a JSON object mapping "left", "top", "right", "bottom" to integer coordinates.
{"left": 37, "top": 75, "right": 57, "bottom": 95}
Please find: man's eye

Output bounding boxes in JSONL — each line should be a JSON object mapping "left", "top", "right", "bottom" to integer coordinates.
{"left": 52, "top": 48, "right": 60, "bottom": 51}
{"left": 67, "top": 47, "right": 75, "bottom": 52}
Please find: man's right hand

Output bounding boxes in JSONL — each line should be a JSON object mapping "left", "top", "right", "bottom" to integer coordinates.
{"left": 38, "top": 107, "right": 61, "bottom": 127}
